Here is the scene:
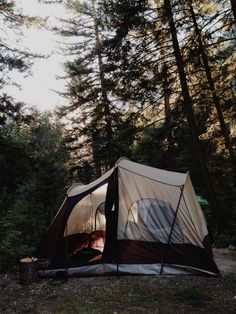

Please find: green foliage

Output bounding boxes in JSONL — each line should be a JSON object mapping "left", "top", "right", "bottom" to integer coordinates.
{"left": 0, "top": 108, "right": 69, "bottom": 270}
{"left": 213, "top": 232, "right": 236, "bottom": 248}
{"left": 197, "top": 195, "right": 211, "bottom": 221}
{"left": 0, "top": 218, "right": 34, "bottom": 270}
{"left": 213, "top": 189, "right": 236, "bottom": 246}
{"left": 133, "top": 126, "right": 169, "bottom": 168}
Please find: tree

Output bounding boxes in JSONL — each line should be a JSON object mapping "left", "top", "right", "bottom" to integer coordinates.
{"left": 187, "top": 0, "right": 236, "bottom": 184}
{"left": 58, "top": 0, "right": 137, "bottom": 178}
{"left": 0, "top": 1, "right": 40, "bottom": 89}
{"left": 91, "top": 0, "right": 113, "bottom": 166}
{"left": 101, "top": 0, "right": 236, "bottom": 228}
{"left": 163, "top": 0, "right": 220, "bottom": 226}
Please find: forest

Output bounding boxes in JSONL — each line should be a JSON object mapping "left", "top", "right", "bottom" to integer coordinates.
{"left": 0, "top": 0, "right": 236, "bottom": 271}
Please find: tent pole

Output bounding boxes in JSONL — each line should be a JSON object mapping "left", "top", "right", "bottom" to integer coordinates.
{"left": 89, "top": 193, "right": 93, "bottom": 247}
{"left": 65, "top": 221, "right": 68, "bottom": 277}
{"left": 116, "top": 263, "right": 120, "bottom": 279}
{"left": 159, "top": 185, "right": 185, "bottom": 275}
{"left": 114, "top": 167, "right": 119, "bottom": 278}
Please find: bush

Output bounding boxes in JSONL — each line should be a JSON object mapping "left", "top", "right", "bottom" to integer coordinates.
{"left": 213, "top": 232, "right": 236, "bottom": 248}
{"left": 0, "top": 220, "right": 34, "bottom": 271}
{"left": 0, "top": 110, "right": 69, "bottom": 270}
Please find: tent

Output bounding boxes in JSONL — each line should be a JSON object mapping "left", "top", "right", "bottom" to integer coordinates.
{"left": 36, "top": 158, "right": 219, "bottom": 277}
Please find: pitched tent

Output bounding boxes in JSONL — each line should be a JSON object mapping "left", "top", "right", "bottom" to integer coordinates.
{"left": 36, "top": 158, "right": 219, "bottom": 277}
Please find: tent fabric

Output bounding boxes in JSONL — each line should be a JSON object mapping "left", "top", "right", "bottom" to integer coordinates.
{"left": 39, "top": 263, "right": 217, "bottom": 278}
{"left": 65, "top": 184, "right": 107, "bottom": 237}
{"left": 35, "top": 158, "right": 219, "bottom": 277}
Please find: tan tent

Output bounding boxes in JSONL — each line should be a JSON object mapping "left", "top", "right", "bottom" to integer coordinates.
{"left": 36, "top": 158, "right": 219, "bottom": 277}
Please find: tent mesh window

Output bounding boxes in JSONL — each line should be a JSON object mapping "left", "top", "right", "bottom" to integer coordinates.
{"left": 124, "top": 198, "right": 184, "bottom": 243}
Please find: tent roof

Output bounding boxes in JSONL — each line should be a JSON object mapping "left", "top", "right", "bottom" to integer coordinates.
{"left": 67, "top": 158, "right": 188, "bottom": 197}
{"left": 118, "top": 159, "right": 187, "bottom": 187}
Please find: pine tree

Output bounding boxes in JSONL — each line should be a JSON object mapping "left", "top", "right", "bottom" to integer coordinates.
{"left": 163, "top": 0, "right": 221, "bottom": 226}
{"left": 185, "top": 0, "right": 236, "bottom": 184}
{"left": 58, "top": 0, "right": 124, "bottom": 177}
{"left": 103, "top": 0, "right": 179, "bottom": 169}
{"left": 0, "top": 1, "right": 40, "bottom": 89}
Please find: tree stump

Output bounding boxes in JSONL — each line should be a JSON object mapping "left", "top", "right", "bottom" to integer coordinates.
{"left": 19, "top": 257, "right": 38, "bottom": 285}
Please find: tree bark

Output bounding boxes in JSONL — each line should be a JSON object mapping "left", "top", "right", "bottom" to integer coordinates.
{"left": 91, "top": 129, "right": 102, "bottom": 177}
{"left": 19, "top": 258, "right": 38, "bottom": 285}
{"left": 189, "top": 0, "right": 236, "bottom": 184}
{"left": 163, "top": 0, "right": 221, "bottom": 226}
{"left": 230, "top": 0, "right": 236, "bottom": 23}
{"left": 163, "top": 63, "right": 175, "bottom": 168}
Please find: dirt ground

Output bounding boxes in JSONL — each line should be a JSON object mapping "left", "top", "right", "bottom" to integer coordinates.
{"left": 213, "top": 248, "right": 236, "bottom": 274}
{"left": 0, "top": 249, "right": 235, "bottom": 314}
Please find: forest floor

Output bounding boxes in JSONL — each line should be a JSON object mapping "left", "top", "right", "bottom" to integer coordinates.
{"left": 0, "top": 249, "right": 236, "bottom": 314}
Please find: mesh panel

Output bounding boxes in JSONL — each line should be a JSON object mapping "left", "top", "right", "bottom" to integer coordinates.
{"left": 124, "top": 198, "right": 184, "bottom": 243}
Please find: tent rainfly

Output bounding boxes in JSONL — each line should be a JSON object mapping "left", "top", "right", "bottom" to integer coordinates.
{"left": 36, "top": 158, "right": 219, "bottom": 277}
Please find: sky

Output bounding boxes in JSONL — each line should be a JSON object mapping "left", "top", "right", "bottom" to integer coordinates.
{"left": 4, "top": 0, "right": 71, "bottom": 111}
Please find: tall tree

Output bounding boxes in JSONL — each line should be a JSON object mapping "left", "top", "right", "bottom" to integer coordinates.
{"left": 58, "top": 0, "right": 123, "bottom": 176}
{"left": 163, "top": 0, "right": 220, "bottom": 225}
{"left": 187, "top": 0, "right": 236, "bottom": 184}
{"left": 91, "top": 0, "right": 113, "bottom": 167}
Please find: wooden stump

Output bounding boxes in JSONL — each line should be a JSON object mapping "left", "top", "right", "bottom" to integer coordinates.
{"left": 19, "top": 257, "right": 38, "bottom": 285}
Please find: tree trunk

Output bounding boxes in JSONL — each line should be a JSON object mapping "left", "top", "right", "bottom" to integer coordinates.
{"left": 19, "top": 258, "right": 38, "bottom": 285}
{"left": 92, "top": 0, "right": 113, "bottom": 169}
{"left": 189, "top": 0, "right": 236, "bottom": 185}
{"left": 163, "top": 63, "right": 175, "bottom": 168}
{"left": 91, "top": 130, "right": 102, "bottom": 177}
{"left": 230, "top": 0, "right": 236, "bottom": 23}
{"left": 163, "top": 0, "right": 221, "bottom": 226}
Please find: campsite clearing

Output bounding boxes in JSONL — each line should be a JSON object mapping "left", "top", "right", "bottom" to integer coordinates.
{"left": 0, "top": 249, "right": 235, "bottom": 314}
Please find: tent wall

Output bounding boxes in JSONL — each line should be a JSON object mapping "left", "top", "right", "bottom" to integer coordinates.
{"left": 39, "top": 263, "right": 218, "bottom": 278}
{"left": 102, "top": 164, "right": 219, "bottom": 275}
{"left": 117, "top": 166, "right": 185, "bottom": 241}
